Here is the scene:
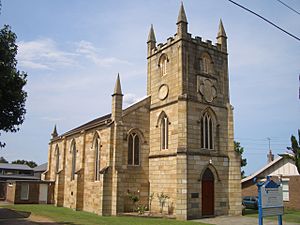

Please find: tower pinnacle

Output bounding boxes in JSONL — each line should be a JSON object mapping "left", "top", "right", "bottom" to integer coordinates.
{"left": 216, "top": 19, "right": 227, "bottom": 52}
{"left": 217, "top": 19, "right": 227, "bottom": 38}
{"left": 177, "top": 2, "right": 188, "bottom": 24}
{"left": 111, "top": 73, "right": 123, "bottom": 122}
{"left": 147, "top": 24, "right": 156, "bottom": 43}
{"left": 113, "top": 73, "right": 122, "bottom": 96}
{"left": 176, "top": 2, "right": 188, "bottom": 37}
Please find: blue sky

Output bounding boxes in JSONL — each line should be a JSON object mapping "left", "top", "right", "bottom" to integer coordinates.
{"left": 0, "top": 0, "right": 299, "bottom": 176}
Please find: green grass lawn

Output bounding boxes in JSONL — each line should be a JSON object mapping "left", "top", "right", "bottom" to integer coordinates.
{"left": 244, "top": 209, "right": 300, "bottom": 224}
{"left": 1, "top": 204, "right": 212, "bottom": 225}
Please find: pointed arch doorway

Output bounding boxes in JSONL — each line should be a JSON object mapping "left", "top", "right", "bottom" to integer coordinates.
{"left": 201, "top": 168, "right": 214, "bottom": 216}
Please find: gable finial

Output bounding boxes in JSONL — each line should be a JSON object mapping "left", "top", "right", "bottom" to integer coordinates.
{"left": 51, "top": 124, "right": 58, "bottom": 138}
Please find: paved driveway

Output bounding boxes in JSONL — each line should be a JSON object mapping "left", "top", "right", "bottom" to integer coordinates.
{"left": 193, "top": 215, "right": 299, "bottom": 225}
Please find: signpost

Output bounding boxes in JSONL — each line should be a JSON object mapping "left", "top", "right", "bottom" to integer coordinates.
{"left": 254, "top": 176, "right": 284, "bottom": 225}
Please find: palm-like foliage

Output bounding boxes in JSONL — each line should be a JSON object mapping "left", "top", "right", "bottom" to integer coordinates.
{"left": 287, "top": 129, "right": 300, "bottom": 174}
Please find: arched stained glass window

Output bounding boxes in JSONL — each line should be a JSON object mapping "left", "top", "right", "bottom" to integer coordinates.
{"left": 201, "top": 113, "right": 214, "bottom": 149}
{"left": 128, "top": 133, "right": 140, "bottom": 166}
{"left": 71, "top": 141, "right": 76, "bottom": 181}
{"left": 55, "top": 145, "right": 60, "bottom": 173}
{"left": 161, "top": 115, "right": 169, "bottom": 150}
{"left": 94, "top": 137, "right": 101, "bottom": 181}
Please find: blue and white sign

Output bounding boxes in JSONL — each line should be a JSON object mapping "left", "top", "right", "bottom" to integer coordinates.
{"left": 261, "top": 185, "right": 283, "bottom": 208}
{"left": 255, "top": 176, "right": 284, "bottom": 225}
{"left": 261, "top": 180, "right": 284, "bottom": 217}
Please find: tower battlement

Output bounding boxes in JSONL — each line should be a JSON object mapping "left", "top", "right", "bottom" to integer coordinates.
{"left": 148, "top": 3, "right": 227, "bottom": 57}
{"left": 149, "top": 34, "right": 223, "bottom": 57}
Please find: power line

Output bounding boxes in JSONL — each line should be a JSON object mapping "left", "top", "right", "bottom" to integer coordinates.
{"left": 227, "top": 0, "right": 300, "bottom": 42}
{"left": 275, "top": 0, "right": 300, "bottom": 16}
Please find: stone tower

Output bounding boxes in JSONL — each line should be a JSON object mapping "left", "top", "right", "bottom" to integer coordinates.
{"left": 147, "top": 3, "right": 241, "bottom": 219}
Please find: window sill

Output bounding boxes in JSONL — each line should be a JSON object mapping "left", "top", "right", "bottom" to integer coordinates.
{"left": 127, "top": 164, "right": 141, "bottom": 167}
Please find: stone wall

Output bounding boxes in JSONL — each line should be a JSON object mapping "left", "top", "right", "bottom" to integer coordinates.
{"left": 149, "top": 156, "right": 177, "bottom": 214}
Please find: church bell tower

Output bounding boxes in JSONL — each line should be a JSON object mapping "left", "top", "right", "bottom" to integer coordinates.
{"left": 147, "top": 2, "right": 241, "bottom": 219}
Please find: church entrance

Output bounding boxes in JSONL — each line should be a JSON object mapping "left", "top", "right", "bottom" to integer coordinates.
{"left": 201, "top": 168, "right": 214, "bottom": 217}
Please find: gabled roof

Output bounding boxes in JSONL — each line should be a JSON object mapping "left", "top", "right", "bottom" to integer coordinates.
{"left": 54, "top": 96, "right": 151, "bottom": 139}
{"left": 59, "top": 113, "right": 111, "bottom": 137}
{"left": 242, "top": 154, "right": 298, "bottom": 183}
{"left": 0, "top": 163, "right": 32, "bottom": 171}
{"left": 33, "top": 163, "right": 48, "bottom": 172}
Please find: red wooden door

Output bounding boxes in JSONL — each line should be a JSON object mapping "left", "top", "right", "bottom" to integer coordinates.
{"left": 201, "top": 168, "right": 214, "bottom": 216}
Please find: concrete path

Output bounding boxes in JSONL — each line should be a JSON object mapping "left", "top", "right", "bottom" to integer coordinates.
{"left": 193, "top": 215, "right": 299, "bottom": 225}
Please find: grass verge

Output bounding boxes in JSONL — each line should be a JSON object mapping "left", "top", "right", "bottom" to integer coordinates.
{"left": 244, "top": 209, "right": 300, "bottom": 224}
{"left": 1, "top": 204, "right": 213, "bottom": 225}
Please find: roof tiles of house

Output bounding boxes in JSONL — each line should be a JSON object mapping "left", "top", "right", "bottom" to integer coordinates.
{"left": 0, "top": 163, "right": 32, "bottom": 171}
{"left": 33, "top": 163, "right": 48, "bottom": 172}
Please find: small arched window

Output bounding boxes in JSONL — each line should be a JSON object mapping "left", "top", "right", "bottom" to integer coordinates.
{"left": 159, "top": 54, "right": 168, "bottom": 76}
{"left": 201, "top": 53, "right": 212, "bottom": 74}
{"left": 161, "top": 115, "right": 169, "bottom": 150}
{"left": 201, "top": 113, "right": 214, "bottom": 149}
{"left": 71, "top": 141, "right": 76, "bottom": 181}
{"left": 128, "top": 132, "right": 140, "bottom": 166}
{"left": 94, "top": 137, "right": 101, "bottom": 181}
{"left": 55, "top": 145, "right": 60, "bottom": 173}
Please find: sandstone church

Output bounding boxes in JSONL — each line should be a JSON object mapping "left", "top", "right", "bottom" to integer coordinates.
{"left": 44, "top": 3, "right": 241, "bottom": 220}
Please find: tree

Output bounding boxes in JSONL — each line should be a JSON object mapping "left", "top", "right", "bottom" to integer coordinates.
{"left": 287, "top": 129, "right": 300, "bottom": 174}
{"left": 234, "top": 141, "right": 247, "bottom": 178}
{"left": 0, "top": 156, "right": 8, "bottom": 163}
{"left": 11, "top": 160, "right": 37, "bottom": 168}
{"left": 0, "top": 25, "right": 27, "bottom": 148}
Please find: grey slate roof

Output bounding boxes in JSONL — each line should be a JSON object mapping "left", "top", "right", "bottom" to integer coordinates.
{"left": 0, "top": 163, "right": 32, "bottom": 171}
{"left": 33, "top": 163, "right": 48, "bottom": 172}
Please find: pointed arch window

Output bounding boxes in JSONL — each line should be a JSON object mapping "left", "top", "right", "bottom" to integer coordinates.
{"left": 161, "top": 115, "right": 169, "bottom": 150}
{"left": 55, "top": 145, "right": 60, "bottom": 173}
{"left": 94, "top": 137, "right": 101, "bottom": 181}
{"left": 159, "top": 54, "right": 168, "bottom": 76}
{"left": 128, "top": 132, "right": 140, "bottom": 166}
{"left": 201, "top": 54, "right": 212, "bottom": 74}
{"left": 201, "top": 113, "right": 214, "bottom": 149}
{"left": 71, "top": 141, "right": 76, "bottom": 181}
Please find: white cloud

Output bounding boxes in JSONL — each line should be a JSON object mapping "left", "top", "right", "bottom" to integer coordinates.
{"left": 75, "top": 40, "right": 131, "bottom": 67}
{"left": 17, "top": 38, "right": 77, "bottom": 70}
{"left": 17, "top": 39, "right": 130, "bottom": 71}
{"left": 123, "top": 93, "right": 140, "bottom": 107}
